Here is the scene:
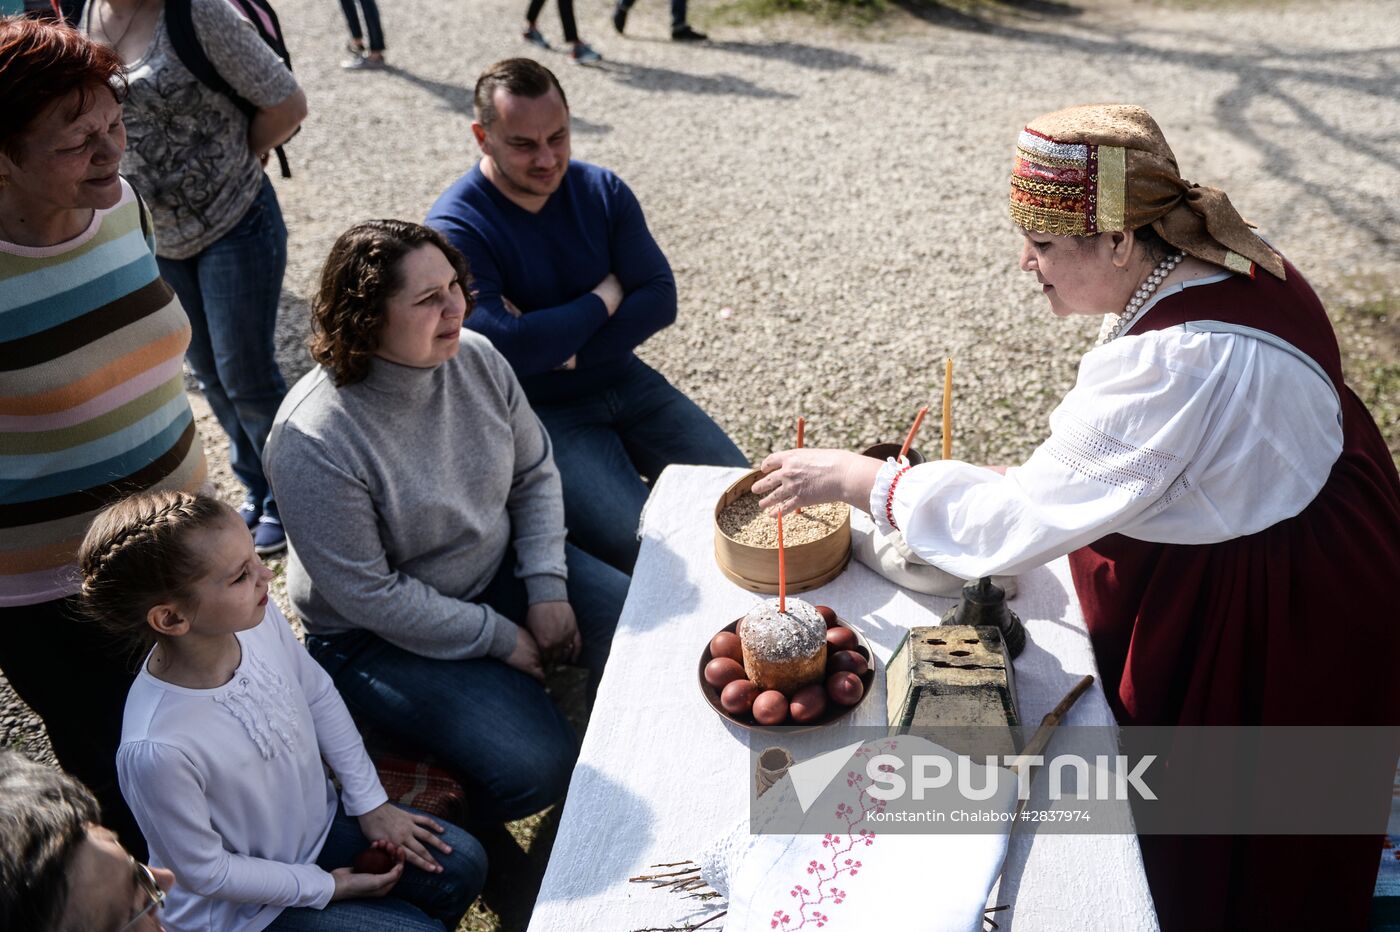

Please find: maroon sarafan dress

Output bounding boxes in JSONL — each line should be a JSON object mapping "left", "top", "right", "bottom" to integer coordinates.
{"left": 1070, "top": 259, "right": 1400, "bottom": 931}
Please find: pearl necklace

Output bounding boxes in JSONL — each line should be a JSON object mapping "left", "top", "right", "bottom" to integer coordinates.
{"left": 1098, "top": 251, "right": 1185, "bottom": 344}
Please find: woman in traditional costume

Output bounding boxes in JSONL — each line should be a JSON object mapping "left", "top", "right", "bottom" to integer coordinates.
{"left": 753, "top": 104, "right": 1400, "bottom": 931}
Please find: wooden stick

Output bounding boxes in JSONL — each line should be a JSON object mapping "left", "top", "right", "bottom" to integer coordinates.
{"left": 942, "top": 357, "right": 953, "bottom": 460}
{"left": 898, "top": 406, "right": 928, "bottom": 463}
{"left": 1008, "top": 674, "right": 1095, "bottom": 822}
{"left": 1014, "top": 674, "right": 1095, "bottom": 767}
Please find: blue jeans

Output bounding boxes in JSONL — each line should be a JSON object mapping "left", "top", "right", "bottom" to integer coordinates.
{"left": 338, "top": 0, "right": 385, "bottom": 51}
{"left": 262, "top": 803, "right": 486, "bottom": 931}
{"left": 534, "top": 357, "right": 747, "bottom": 574}
{"left": 158, "top": 176, "right": 288, "bottom": 514}
{"left": 308, "top": 543, "right": 627, "bottom": 822}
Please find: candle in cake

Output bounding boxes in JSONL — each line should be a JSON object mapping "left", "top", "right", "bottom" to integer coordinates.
{"left": 942, "top": 357, "right": 953, "bottom": 460}
{"left": 899, "top": 405, "right": 928, "bottom": 464}
{"left": 776, "top": 508, "right": 787, "bottom": 614}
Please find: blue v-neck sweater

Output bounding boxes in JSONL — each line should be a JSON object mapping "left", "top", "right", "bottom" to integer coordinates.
{"left": 426, "top": 161, "right": 677, "bottom": 404}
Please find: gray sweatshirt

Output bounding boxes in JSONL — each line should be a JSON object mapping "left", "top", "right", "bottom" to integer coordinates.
{"left": 264, "top": 331, "right": 567, "bottom": 660}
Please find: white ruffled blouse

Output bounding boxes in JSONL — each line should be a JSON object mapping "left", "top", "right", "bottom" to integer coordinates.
{"left": 117, "top": 601, "right": 388, "bottom": 932}
{"left": 871, "top": 276, "right": 1343, "bottom": 579}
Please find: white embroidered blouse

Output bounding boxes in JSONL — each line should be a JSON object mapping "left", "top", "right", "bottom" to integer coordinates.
{"left": 871, "top": 276, "right": 1343, "bottom": 579}
{"left": 116, "top": 601, "right": 387, "bottom": 932}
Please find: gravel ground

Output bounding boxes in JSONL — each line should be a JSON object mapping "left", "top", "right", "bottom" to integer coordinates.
{"left": 4, "top": 0, "right": 1398, "bottom": 926}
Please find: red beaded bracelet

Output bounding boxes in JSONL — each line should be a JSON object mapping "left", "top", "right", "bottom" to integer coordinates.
{"left": 885, "top": 464, "right": 911, "bottom": 531}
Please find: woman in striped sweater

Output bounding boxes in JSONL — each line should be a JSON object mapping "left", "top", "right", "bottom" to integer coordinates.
{"left": 0, "top": 17, "right": 207, "bottom": 857}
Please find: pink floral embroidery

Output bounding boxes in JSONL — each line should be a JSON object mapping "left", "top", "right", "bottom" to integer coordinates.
{"left": 764, "top": 743, "right": 883, "bottom": 929}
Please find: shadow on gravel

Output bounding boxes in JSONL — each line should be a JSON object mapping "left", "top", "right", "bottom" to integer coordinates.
{"left": 705, "top": 38, "right": 893, "bottom": 73}
{"left": 894, "top": 1, "right": 1400, "bottom": 248}
{"left": 896, "top": 0, "right": 1080, "bottom": 31}
{"left": 378, "top": 65, "right": 472, "bottom": 112}
{"left": 589, "top": 58, "right": 799, "bottom": 99}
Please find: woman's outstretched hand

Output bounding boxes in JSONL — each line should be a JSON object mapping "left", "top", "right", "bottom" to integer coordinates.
{"left": 752, "top": 449, "right": 883, "bottom": 515}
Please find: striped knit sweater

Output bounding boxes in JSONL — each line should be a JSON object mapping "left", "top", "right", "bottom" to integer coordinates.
{"left": 0, "top": 179, "right": 207, "bottom": 607}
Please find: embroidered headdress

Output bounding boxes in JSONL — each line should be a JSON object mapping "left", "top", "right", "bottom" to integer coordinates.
{"left": 1010, "top": 104, "right": 1285, "bottom": 279}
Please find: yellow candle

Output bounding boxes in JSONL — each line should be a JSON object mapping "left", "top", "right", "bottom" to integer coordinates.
{"left": 942, "top": 357, "right": 953, "bottom": 460}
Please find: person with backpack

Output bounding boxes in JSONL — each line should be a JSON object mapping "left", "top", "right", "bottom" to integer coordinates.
{"left": 73, "top": 0, "right": 307, "bottom": 555}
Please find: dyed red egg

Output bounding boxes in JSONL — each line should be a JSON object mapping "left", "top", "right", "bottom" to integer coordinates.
{"left": 826, "top": 671, "right": 864, "bottom": 706}
{"left": 704, "top": 657, "right": 746, "bottom": 689}
{"left": 353, "top": 846, "right": 396, "bottom": 875}
{"left": 825, "top": 625, "right": 858, "bottom": 652}
{"left": 709, "top": 631, "right": 744, "bottom": 664}
{"left": 789, "top": 684, "right": 828, "bottom": 723}
{"left": 814, "top": 605, "right": 838, "bottom": 626}
{"left": 753, "top": 690, "right": 790, "bottom": 725}
{"left": 828, "top": 649, "right": 868, "bottom": 676}
{"left": 720, "top": 679, "right": 760, "bottom": 715}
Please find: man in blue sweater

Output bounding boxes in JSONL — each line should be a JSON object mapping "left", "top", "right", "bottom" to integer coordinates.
{"left": 427, "top": 58, "right": 747, "bottom": 574}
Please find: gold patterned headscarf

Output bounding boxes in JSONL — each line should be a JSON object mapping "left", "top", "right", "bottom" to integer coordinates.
{"left": 1009, "top": 104, "right": 1285, "bottom": 279}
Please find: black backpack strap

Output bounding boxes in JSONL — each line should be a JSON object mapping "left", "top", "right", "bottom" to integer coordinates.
{"left": 164, "top": 0, "right": 253, "bottom": 116}
{"left": 164, "top": 0, "right": 292, "bottom": 177}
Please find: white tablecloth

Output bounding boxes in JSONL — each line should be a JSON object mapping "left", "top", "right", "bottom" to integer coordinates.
{"left": 527, "top": 466, "right": 1160, "bottom": 932}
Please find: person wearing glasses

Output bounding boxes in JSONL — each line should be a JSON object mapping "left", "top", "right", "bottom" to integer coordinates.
{"left": 0, "top": 749, "right": 172, "bottom": 931}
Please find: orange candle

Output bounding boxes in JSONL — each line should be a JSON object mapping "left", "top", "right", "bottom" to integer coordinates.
{"left": 942, "top": 357, "right": 953, "bottom": 460}
{"left": 899, "top": 406, "right": 928, "bottom": 463}
{"left": 776, "top": 508, "right": 786, "bottom": 614}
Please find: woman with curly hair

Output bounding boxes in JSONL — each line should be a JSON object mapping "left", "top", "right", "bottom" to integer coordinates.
{"left": 264, "top": 219, "right": 627, "bottom": 826}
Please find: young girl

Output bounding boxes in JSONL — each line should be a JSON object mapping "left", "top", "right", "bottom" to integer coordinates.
{"left": 79, "top": 490, "right": 486, "bottom": 932}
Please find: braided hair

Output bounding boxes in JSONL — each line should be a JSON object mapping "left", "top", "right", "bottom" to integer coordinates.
{"left": 77, "top": 491, "right": 230, "bottom": 654}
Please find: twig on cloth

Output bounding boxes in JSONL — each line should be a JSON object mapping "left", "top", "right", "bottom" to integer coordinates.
{"left": 630, "top": 861, "right": 726, "bottom": 930}
{"left": 631, "top": 911, "right": 727, "bottom": 932}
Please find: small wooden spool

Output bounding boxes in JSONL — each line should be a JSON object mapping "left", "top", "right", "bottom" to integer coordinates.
{"left": 713, "top": 470, "right": 851, "bottom": 594}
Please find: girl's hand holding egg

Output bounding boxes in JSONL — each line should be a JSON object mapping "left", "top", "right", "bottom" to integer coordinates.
{"left": 352, "top": 841, "right": 398, "bottom": 874}
{"left": 356, "top": 802, "right": 453, "bottom": 874}
{"left": 332, "top": 840, "right": 405, "bottom": 900}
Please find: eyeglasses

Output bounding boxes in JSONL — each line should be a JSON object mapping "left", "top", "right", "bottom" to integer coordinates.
{"left": 116, "top": 857, "right": 165, "bottom": 931}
